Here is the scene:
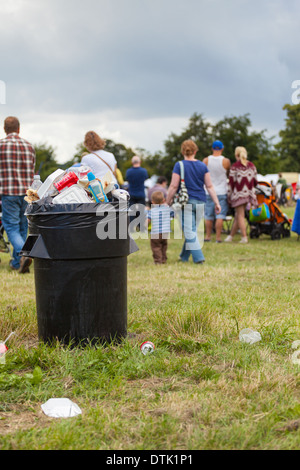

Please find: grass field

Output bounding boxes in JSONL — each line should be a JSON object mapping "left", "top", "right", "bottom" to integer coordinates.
{"left": 0, "top": 205, "right": 299, "bottom": 450}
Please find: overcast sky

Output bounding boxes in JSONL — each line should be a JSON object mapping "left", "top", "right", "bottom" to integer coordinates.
{"left": 0, "top": 0, "right": 299, "bottom": 163}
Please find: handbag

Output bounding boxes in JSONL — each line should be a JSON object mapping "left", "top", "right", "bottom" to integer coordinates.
{"left": 173, "top": 161, "right": 189, "bottom": 208}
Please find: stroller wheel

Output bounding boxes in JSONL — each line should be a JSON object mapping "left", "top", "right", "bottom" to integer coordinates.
{"left": 250, "top": 227, "right": 260, "bottom": 239}
{"left": 271, "top": 227, "right": 281, "bottom": 240}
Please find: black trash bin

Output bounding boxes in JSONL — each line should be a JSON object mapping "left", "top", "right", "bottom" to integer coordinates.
{"left": 21, "top": 201, "right": 138, "bottom": 345}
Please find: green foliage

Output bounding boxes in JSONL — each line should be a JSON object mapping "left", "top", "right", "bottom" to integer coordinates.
{"left": 34, "top": 110, "right": 288, "bottom": 184}
{"left": 145, "top": 113, "right": 279, "bottom": 180}
{"left": 0, "top": 366, "right": 43, "bottom": 391}
{"left": 34, "top": 143, "right": 60, "bottom": 180}
{"left": 33, "top": 105, "right": 300, "bottom": 184}
{"left": 212, "top": 114, "right": 279, "bottom": 172}
{"left": 0, "top": 213, "right": 299, "bottom": 449}
{"left": 105, "top": 139, "right": 135, "bottom": 175}
{"left": 275, "top": 103, "right": 300, "bottom": 172}
{"left": 149, "top": 113, "right": 212, "bottom": 179}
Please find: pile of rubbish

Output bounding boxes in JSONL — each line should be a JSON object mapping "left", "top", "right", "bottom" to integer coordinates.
{"left": 25, "top": 165, "right": 130, "bottom": 205}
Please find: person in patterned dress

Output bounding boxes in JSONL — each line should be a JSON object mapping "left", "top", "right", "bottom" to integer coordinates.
{"left": 225, "top": 146, "right": 257, "bottom": 244}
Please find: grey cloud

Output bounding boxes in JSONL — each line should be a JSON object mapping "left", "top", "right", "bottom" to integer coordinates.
{"left": 1, "top": 0, "right": 300, "bottom": 150}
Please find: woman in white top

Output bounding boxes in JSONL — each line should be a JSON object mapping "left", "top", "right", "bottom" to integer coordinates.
{"left": 81, "top": 131, "right": 118, "bottom": 184}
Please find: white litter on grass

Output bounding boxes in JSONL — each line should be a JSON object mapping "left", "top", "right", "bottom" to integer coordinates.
{"left": 41, "top": 398, "right": 82, "bottom": 418}
{"left": 239, "top": 328, "right": 262, "bottom": 345}
{"left": 291, "top": 340, "right": 300, "bottom": 365}
{"left": 291, "top": 351, "right": 300, "bottom": 365}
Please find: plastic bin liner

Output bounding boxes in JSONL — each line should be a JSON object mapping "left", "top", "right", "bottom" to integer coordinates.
{"left": 22, "top": 201, "right": 138, "bottom": 260}
{"left": 21, "top": 201, "right": 138, "bottom": 345}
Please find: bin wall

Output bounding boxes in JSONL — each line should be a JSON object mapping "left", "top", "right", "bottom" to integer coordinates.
{"left": 34, "top": 256, "right": 127, "bottom": 344}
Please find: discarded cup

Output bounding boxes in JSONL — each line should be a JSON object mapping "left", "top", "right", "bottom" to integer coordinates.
{"left": 41, "top": 398, "right": 82, "bottom": 418}
{"left": 0, "top": 343, "right": 8, "bottom": 365}
{"left": 239, "top": 328, "right": 262, "bottom": 345}
{"left": 140, "top": 341, "right": 155, "bottom": 355}
{"left": 291, "top": 340, "right": 300, "bottom": 365}
{"left": 0, "top": 332, "right": 15, "bottom": 365}
{"left": 291, "top": 351, "right": 300, "bottom": 365}
{"left": 78, "top": 165, "right": 92, "bottom": 179}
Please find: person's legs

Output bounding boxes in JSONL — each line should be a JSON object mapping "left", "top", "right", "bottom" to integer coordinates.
{"left": 204, "top": 195, "right": 215, "bottom": 241}
{"left": 161, "top": 237, "right": 168, "bottom": 263}
{"left": 235, "top": 204, "right": 247, "bottom": 238}
{"left": 226, "top": 204, "right": 247, "bottom": 241}
{"left": 181, "top": 201, "right": 205, "bottom": 263}
{"left": 215, "top": 195, "right": 228, "bottom": 242}
{"left": 19, "top": 197, "right": 29, "bottom": 242}
{"left": 204, "top": 219, "right": 214, "bottom": 241}
{"left": 179, "top": 207, "right": 190, "bottom": 261}
{"left": 150, "top": 237, "right": 163, "bottom": 264}
{"left": 215, "top": 218, "right": 224, "bottom": 241}
{"left": 1, "top": 195, "right": 28, "bottom": 269}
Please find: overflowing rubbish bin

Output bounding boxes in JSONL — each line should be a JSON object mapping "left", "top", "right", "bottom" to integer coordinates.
{"left": 21, "top": 166, "right": 138, "bottom": 345}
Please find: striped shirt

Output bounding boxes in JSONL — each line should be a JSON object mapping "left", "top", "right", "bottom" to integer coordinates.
{"left": 0, "top": 133, "right": 36, "bottom": 195}
{"left": 148, "top": 205, "right": 174, "bottom": 234}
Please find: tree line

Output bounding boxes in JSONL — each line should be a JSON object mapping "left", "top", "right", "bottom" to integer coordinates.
{"left": 35, "top": 103, "right": 300, "bottom": 182}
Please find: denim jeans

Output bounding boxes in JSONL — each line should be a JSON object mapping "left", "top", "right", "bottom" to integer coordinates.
{"left": 179, "top": 199, "right": 205, "bottom": 263}
{"left": 1, "top": 195, "right": 28, "bottom": 268}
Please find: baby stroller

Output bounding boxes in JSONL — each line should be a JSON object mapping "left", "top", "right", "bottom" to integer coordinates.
{"left": 248, "top": 181, "right": 291, "bottom": 240}
{"left": 0, "top": 197, "right": 12, "bottom": 256}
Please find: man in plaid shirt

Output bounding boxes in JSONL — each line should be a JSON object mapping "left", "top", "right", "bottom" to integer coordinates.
{"left": 0, "top": 116, "right": 35, "bottom": 272}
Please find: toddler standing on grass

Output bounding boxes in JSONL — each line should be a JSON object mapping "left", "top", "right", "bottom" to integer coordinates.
{"left": 147, "top": 191, "right": 174, "bottom": 265}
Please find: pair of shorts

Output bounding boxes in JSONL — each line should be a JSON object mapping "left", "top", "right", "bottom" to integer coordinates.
{"left": 205, "top": 194, "right": 228, "bottom": 220}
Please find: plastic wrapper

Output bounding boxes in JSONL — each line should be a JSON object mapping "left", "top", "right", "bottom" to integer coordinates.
{"left": 239, "top": 328, "right": 262, "bottom": 344}
{"left": 41, "top": 398, "right": 82, "bottom": 418}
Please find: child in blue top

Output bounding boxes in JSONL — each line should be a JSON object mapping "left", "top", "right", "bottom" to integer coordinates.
{"left": 147, "top": 191, "right": 174, "bottom": 264}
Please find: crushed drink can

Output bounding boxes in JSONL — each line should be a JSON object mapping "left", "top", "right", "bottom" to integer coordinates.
{"left": 140, "top": 341, "right": 155, "bottom": 355}
{"left": 54, "top": 172, "right": 79, "bottom": 192}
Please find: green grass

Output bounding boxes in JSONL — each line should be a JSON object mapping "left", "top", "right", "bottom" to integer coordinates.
{"left": 0, "top": 205, "right": 299, "bottom": 450}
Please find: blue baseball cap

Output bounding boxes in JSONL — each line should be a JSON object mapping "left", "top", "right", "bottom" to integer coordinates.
{"left": 212, "top": 140, "right": 224, "bottom": 150}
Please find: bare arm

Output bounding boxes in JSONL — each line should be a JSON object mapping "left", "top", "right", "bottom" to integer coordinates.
{"left": 223, "top": 157, "right": 231, "bottom": 176}
{"left": 204, "top": 172, "right": 221, "bottom": 214}
{"left": 166, "top": 173, "right": 180, "bottom": 206}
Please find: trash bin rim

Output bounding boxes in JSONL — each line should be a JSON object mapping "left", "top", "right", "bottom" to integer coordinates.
{"left": 25, "top": 201, "right": 130, "bottom": 216}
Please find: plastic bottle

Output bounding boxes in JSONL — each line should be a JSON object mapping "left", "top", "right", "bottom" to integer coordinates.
{"left": 31, "top": 175, "right": 43, "bottom": 190}
{"left": 87, "top": 172, "right": 109, "bottom": 203}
